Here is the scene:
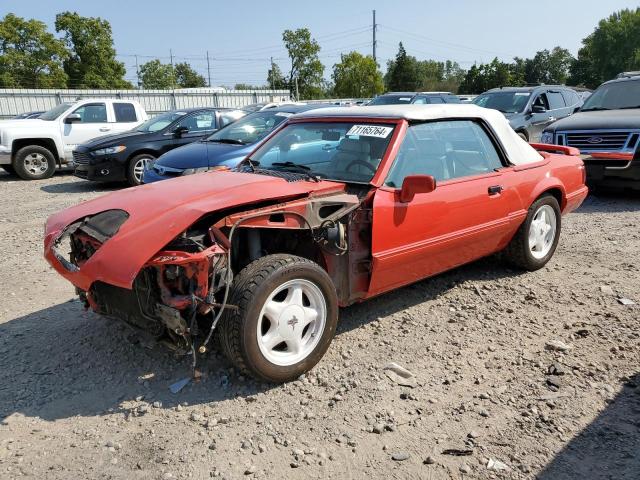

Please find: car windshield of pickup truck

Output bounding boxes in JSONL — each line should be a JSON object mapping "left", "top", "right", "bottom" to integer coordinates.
{"left": 581, "top": 79, "right": 640, "bottom": 111}
{"left": 205, "top": 110, "right": 291, "bottom": 145}
{"left": 473, "top": 92, "right": 530, "bottom": 113}
{"left": 247, "top": 121, "right": 396, "bottom": 183}
{"left": 38, "top": 103, "right": 73, "bottom": 121}
{"left": 136, "top": 111, "right": 184, "bottom": 132}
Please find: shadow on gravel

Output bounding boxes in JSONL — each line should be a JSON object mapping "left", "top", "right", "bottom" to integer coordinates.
{"left": 575, "top": 190, "right": 640, "bottom": 214}
{"left": 0, "top": 256, "right": 522, "bottom": 422}
{"left": 40, "top": 179, "right": 123, "bottom": 194}
{"left": 538, "top": 373, "right": 640, "bottom": 480}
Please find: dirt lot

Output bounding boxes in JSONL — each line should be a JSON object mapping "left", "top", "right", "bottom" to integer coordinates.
{"left": 0, "top": 171, "right": 638, "bottom": 480}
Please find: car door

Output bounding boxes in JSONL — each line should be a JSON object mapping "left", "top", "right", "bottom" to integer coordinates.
{"left": 62, "top": 102, "right": 111, "bottom": 159}
{"left": 546, "top": 90, "right": 569, "bottom": 123}
{"left": 169, "top": 110, "right": 218, "bottom": 150}
{"left": 368, "top": 119, "right": 514, "bottom": 296}
{"left": 112, "top": 102, "right": 140, "bottom": 134}
{"left": 528, "top": 92, "right": 553, "bottom": 141}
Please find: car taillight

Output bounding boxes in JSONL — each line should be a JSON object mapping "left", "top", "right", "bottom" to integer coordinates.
{"left": 579, "top": 164, "right": 586, "bottom": 184}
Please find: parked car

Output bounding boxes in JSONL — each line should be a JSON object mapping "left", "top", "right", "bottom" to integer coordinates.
{"left": 541, "top": 73, "right": 640, "bottom": 190}
{"left": 44, "top": 104, "right": 588, "bottom": 383}
{"left": 368, "top": 92, "right": 461, "bottom": 105}
{"left": 457, "top": 95, "right": 477, "bottom": 103}
{"left": 12, "top": 111, "right": 45, "bottom": 119}
{"left": 472, "top": 86, "right": 583, "bottom": 142}
{"left": 241, "top": 101, "right": 300, "bottom": 113}
{"left": 73, "top": 108, "right": 246, "bottom": 186}
{"left": 0, "top": 99, "right": 148, "bottom": 180}
{"left": 142, "top": 104, "right": 331, "bottom": 183}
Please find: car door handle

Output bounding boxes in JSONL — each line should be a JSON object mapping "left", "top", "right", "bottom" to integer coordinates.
{"left": 488, "top": 185, "right": 503, "bottom": 195}
{"left": 547, "top": 116, "right": 556, "bottom": 122}
{"left": 99, "top": 127, "right": 111, "bottom": 132}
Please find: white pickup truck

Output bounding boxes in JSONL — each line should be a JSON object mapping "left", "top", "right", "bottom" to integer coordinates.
{"left": 0, "top": 99, "right": 148, "bottom": 180}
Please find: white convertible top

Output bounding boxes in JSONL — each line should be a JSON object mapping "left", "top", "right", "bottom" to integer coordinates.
{"left": 295, "top": 104, "right": 543, "bottom": 165}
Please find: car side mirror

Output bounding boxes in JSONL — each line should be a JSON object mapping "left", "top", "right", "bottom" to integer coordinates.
{"left": 573, "top": 106, "right": 581, "bottom": 113}
{"left": 531, "top": 105, "right": 546, "bottom": 114}
{"left": 64, "top": 113, "right": 81, "bottom": 124}
{"left": 173, "top": 126, "right": 189, "bottom": 138}
{"left": 399, "top": 175, "right": 436, "bottom": 203}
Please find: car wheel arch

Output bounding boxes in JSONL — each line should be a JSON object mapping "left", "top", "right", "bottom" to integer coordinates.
{"left": 12, "top": 138, "right": 59, "bottom": 163}
{"left": 531, "top": 184, "right": 566, "bottom": 211}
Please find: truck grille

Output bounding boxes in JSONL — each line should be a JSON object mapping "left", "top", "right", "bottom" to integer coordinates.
{"left": 560, "top": 131, "right": 639, "bottom": 152}
{"left": 72, "top": 151, "right": 91, "bottom": 165}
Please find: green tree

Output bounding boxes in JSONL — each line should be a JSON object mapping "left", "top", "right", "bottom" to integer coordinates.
{"left": 55, "top": 11, "right": 131, "bottom": 88}
{"left": 139, "top": 59, "right": 175, "bottom": 89}
{"left": 459, "top": 58, "right": 521, "bottom": 93}
{"left": 175, "top": 62, "right": 206, "bottom": 88}
{"left": 0, "top": 13, "right": 68, "bottom": 88}
{"left": 332, "top": 51, "right": 384, "bottom": 98}
{"left": 384, "top": 43, "right": 421, "bottom": 91}
{"left": 234, "top": 83, "right": 261, "bottom": 90}
{"left": 267, "top": 62, "right": 287, "bottom": 89}
{"left": 514, "top": 47, "right": 574, "bottom": 85}
{"left": 569, "top": 8, "right": 640, "bottom": 88}
{"left": 282, "top": 28, "right": 324, "bottom": 99}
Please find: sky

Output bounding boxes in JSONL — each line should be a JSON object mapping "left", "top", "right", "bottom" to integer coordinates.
{"left": 2, "top": 0, "right": 638, "bottom": 87}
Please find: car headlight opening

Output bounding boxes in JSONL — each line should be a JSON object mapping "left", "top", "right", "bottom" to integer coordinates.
{"left": 93, "top": 145, "right": 127, "bottom": 156}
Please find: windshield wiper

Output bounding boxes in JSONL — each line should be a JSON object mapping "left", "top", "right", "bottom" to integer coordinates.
{"left": 580, "top": 107, "right": 610, "bottom": 112}
{"left": 208, "top": 138, "right": 246, "bottom": 145}
{"left": 618, "top": 105, "right": 640, "bottom": 109}
{"left": 270, "top": 161, "right": 320, "bottom": 182}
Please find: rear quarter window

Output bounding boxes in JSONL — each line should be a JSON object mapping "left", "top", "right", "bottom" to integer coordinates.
{"left": 114, "top": 103, "right": 138, "bottom": 123}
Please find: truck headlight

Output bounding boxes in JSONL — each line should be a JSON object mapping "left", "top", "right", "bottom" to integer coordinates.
{"left": 93, "top": 145, "right": 126, "bottom": 156}
{"left": 540, "top": 132, "right": 554, "bottom": 145}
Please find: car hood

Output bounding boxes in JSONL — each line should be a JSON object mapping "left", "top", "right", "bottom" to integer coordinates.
{"left": 0, "top": 118, "right": 56, "bottom": 131}
{"left": 44, "top": 170, "right": 345, "bottom": 290}
{"left": 547, "top": 109, "right": 640, "bottom": 132}
{"left": 155, "top": 141, "right": 252, "bottom": 169}
{"left": 80, "top": 130, "right": 147, "bottom": 149}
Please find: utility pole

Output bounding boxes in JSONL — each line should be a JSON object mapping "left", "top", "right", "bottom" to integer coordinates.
{"left": 269, "top": 57, "right": 274, "bottom": 89}
{"left": 372, "top": 9, "right": 377, "bottom": 64}
{"left": 295, "top": 76, "right": 299, "bottom": 101}
{"left": 206, "top": 51, "right": 212, "bottom": 87}
{"left": 135, "top": 54, "right": 140, "bottom": 88}
{"left": 169, "top": 49, "right": 175, "bottom": 88}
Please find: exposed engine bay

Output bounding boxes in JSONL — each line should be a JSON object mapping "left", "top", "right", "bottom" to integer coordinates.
{"left": 53, "top": 187, "right": 373, "bottom": 358}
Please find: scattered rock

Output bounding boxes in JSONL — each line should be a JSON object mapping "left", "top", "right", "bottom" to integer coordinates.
{"left": 618, "top": 297, "right": 635, "bottom": 306}
{"left": 424, "top": 456, "right": 436, "bottom": 465}
{"left": 545, "top": 340, "right": 572, "bottom": 352}
{"left": 460, "top": 463, "right": 471, "bottom": 473}
{"left": 383, "top": 362, "right": 417, "bottom": 388}
{"left": 487, "top": 458, "right": 510, "bottom": 471}
{"left": 391, "top": 452, "right": 410, "bottom": 461}
{"left": 599, "top": 285, "right": 614, "bottom": 295}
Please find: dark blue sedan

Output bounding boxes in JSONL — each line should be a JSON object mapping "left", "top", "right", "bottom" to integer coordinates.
{"left": 142, "top": 104, "right": 333, "bottom": 183}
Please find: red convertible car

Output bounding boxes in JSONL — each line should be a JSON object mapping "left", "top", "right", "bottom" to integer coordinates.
{"left": 44, "top": 105, "right": 588, "bottom": 382}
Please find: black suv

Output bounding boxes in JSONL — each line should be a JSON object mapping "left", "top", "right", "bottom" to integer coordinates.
{"left": 368, "top": 92, "right": 461, "bottom": 105}
{"left": 473, "top": 86, "right": 583, "bottom": 142}
{"left": 542, "top": 73, "right": 640, "bottom": 190}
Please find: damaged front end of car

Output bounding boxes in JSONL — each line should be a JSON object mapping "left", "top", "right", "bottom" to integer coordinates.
{"left": 50, "top": 186, "right": 367, "bottom": 358}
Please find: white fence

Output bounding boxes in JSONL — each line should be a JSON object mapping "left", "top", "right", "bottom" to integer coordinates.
{"left": 0, "top": 88, "right": 292, "bottom": 119}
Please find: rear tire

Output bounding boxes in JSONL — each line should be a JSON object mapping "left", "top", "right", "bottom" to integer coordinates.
{"left": 127, "top": 153, "right": 155, "bottom": 186}
{"left": 517, "top": 131, "right": 528, "bottom": 141}
{"left": 13, "top": 146, "right": 56, "bottom": 180}
{"left": 218, "top": 254, "right": 338, "bottom": 383}
{"left": 504, "top": 194, "right": 561, "bottom": 271}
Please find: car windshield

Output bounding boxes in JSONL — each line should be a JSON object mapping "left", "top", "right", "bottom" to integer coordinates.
{"left": 472, "top": 92, "right": 531, "bottom": 113}
{"left": 581, "top": 80, "right": 640, "bottom": 111}
{"left": 368, "top": 95, "right": 414, "bottom": 105}
{"left": 206, "top": 110, "right": 292, "bottom": 145}
{"left": 247, "top": 121, "right": 396, "bottom": 184}
{"left": 39, "top": 103, "right": 73, "bottom": 121}
{"left": 136, "top": 111, "right": 185, "bottom": 132}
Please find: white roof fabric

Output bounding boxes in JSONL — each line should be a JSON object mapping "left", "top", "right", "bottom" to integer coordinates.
{"left": 295, "top": 104, "right": 543, "bottom": 165}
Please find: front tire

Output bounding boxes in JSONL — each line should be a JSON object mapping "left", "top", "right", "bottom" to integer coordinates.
{"left": 218, "top": 254, "right": 338, "bottom": 383}
{"left": 127, "top": 153, "right": 155, "bottom": 186}
{"left": 504, "top": 194, "right": 561, "bottom": 271}
{"left": 13, "top": 146, "right": 56, "bottom": 180}
{"left": 517, "top": 131, "right": 528, "bottom": 141}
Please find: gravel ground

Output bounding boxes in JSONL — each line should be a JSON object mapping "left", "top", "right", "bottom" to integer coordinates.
{"left": 0, "top": 172, "right": 638, "bottom": 480}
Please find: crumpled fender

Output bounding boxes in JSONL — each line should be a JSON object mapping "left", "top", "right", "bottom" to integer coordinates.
{"left": 44, "top": 170, "right": 343, "bottom": 291}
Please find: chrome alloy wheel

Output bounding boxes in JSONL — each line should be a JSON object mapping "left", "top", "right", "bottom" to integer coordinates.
{"left": 23, "top": 152, "right": 48, "bottom": 176}
{"left": 256, "top": 279, "right": 327, "bottom": 366}
{"left": 133, "top": 157, "right": 153, "bottom": 183}
{"left": 528, "top": 204, "right": 557, "bottom": 259}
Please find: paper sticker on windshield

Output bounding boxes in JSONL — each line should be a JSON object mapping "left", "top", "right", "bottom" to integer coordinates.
{"left": 346, "top": 125, "right": 393, "bottom": 138}
{"left": 275, "top": 112, "right": 293, "bottom": 117}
